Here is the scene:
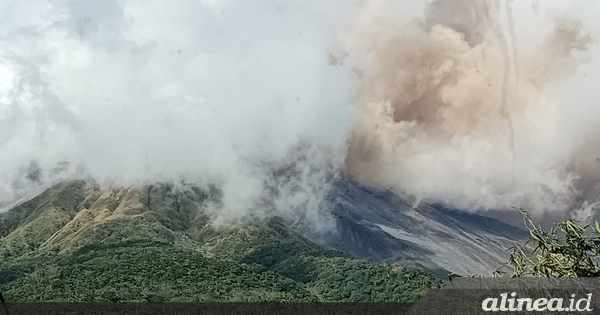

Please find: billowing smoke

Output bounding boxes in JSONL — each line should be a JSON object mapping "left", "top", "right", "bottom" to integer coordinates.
{"left": 342, "top": 0, "right": 600, "bottom": 219}
{"left": 0, "top": 0, "right": 357, "bottom": 226}
{"left": 1, "top": 0, "right": 600, "bottom": 225}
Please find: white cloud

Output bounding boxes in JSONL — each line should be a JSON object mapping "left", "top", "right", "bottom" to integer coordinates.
{"left": 3, "top": 0, "right": 600, "bottom": 225}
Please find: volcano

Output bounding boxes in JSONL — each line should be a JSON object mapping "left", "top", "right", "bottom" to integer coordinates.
{"left": 0, "top": 179, "right": 525, "bottom": 301}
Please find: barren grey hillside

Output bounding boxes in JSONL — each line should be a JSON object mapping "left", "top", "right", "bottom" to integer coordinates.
{"left": 321, "top": 181, "right": 528, "bottom": 277}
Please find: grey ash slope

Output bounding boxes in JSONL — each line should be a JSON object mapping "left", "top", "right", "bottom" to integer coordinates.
{"left": 317, "top": 181, "right": 528, "bottom": 277}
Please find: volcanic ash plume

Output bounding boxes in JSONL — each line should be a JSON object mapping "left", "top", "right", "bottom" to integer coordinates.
{"left": 342, "top": 0, "right": 595, "bottom": 217}
{"left": 1, "top": 0, "right": 600, "bottom": 225}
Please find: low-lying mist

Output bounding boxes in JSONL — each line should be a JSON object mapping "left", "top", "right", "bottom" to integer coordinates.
{"left": 1, "top": 0, "right": 600, "bottom": 226}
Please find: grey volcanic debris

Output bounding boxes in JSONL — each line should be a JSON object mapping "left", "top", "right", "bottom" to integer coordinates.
{"left": 312, "top": 181, "right": 528, "bottom": 277}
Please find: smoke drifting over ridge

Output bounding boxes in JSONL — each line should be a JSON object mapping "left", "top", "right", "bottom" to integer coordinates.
{"left": 1, "top": 0, "right": 600, "bottom": 224}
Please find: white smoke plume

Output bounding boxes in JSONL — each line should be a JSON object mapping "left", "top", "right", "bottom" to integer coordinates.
{"left": 1, "top": 0, "right": 600, "bottom": 225}
{"left": 0, "top": 0, "right": 357, "bottom": 225}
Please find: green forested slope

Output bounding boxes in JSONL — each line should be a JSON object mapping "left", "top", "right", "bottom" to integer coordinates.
{"left": 0, "top": 181, "right": 441, "bottom": 302}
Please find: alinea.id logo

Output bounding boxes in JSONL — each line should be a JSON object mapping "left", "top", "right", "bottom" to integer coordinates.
{"left": 482, "top": 292, "right": 593, "bottom": 312}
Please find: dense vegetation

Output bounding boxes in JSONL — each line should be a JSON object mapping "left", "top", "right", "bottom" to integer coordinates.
{"left": 504, "top": 209, "right": 600, "bottom": 277}
{"left": 0, "top": 181, "right": 441, "bottom": 302}
{"left": 1, "top": 245, "right": 437, "bottom": 302}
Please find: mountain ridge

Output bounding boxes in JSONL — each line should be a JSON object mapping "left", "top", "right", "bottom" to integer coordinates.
{"left": 0, "top": 180, "right": 441, "bottom": 302}
{"left": 1, "top": 179, "right": 527, "bottom": 275}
